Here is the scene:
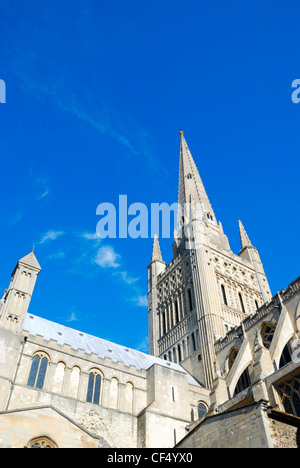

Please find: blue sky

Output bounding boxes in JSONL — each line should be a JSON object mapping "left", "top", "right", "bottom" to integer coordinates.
{"left": 0, "top": 0, "right": 299, "bottom": 352}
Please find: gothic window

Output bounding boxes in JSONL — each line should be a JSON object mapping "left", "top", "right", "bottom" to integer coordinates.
{"left": 279, "top": 340, "right": 293, "bottom": 369}
{"left": 276, "top": 373, "right": 300, "bottom": 417}
{"left": 27, "top": 352, "right": 49, "bottom": 389}
{"left": 178, "top": 344, "right": 182, "bottom": 362}
{"left": 238, "top": 293, "right": 246, "bottom": 314}
{"left": 191, "top": 333, "right": 196, "bottom": 352}
{"left": 170, "top": 303, "right": 174, "bottom": 329}
{"left": 221, "top": 285, "right": 228, "bottom": 306}
{"left": 187, "top": 173, "right": 192, "bottom": 179}
{"left": 197, "top": 402, "right": 208, "bottom": 420}
{"left": 162, "top": 312, "right": 166, "bottom": 336}
{"left": 196, "top": 330, "right": 199, "bottom": 349}
{"left": 261, "top": 323, "right": 276, "bottom": 349}
{"left": 187, "top": 288, "right": 193, "bottom": 312}
{"left": 234, "top": 367, "right": 251, "bottom": 396}
{"left": 175, "top": 300, "right": 179, "bottom": 324}
{"left": 27, "top": 436, "right": 57, "bottom": 448}
{"left": 255, "top": 300, "right": 259, "bottom": 310}
{"left": 86, "top": 369, "right": 102, "bottom": 405}
{"left": 173, "top": 348, "right": 177, "bottom": 363}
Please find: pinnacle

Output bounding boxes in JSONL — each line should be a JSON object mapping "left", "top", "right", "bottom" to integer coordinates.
{"left": 238, "top": 220, "right": 252, "bottom": 249}
{"left": 152, "top": 234, "right": 163, "bottom": 262}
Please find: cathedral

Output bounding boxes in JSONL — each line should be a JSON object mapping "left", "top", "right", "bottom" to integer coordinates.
{"left": 0, "top": 133, "right": 299, "bottom": 448}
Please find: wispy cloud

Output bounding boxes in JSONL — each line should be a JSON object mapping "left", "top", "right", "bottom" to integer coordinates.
{"left": 65, "top": 311, "right": 78, "bottom": 322}
{"left": 81, "top": 231, "right": 99, "bottom": 241}
{"left": 94, "top": 245, "right": 121, "bottom": 268}
{"left": 119, "top": 271, "right": 139, "bottom": 285}
{"left": 39, "top": 230, "right": 65, "bottom": 244}
{"left": 35, "top": 227, "right": 147, "bottom": 310}
{"left": 132, "top": 295, "right": 148, "bottom": 308}
{"left": 34, "top": 177, "right": 50, "bottom": 201}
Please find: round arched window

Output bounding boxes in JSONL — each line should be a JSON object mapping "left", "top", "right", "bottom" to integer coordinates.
{"left": 197, "top": 402, "right": 208, "bottom": 420}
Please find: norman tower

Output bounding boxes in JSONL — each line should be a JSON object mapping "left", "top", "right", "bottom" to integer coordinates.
{"left": 148, "top": 132, "right": 272, "bottom": 389}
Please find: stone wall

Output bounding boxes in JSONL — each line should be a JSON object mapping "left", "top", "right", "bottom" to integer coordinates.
{"left": 268, "top": 412, "right": 300, "bottom": 449}
{"left": 0, "top": 406, "right": 100, "bottom": 448}
{"left": 177, "top": 401, "right": 274, "bottom": 448}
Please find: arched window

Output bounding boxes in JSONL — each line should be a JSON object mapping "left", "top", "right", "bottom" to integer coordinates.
{"left": 178, "top": 344, "right": 182, "bottom": 363}
{"left": 27, "top": 352, "right": 49, "bottom": 389}
{"left": 276, "top": 373, "right": 300, "bottom": 417}
{"left": 187, "top": 289, "right": 193, "bottom": 312}
{"left": 197, "top": 402, "right": 208, "bottom": 420}
{"left": 191, "top": 332, "right": 196, "bottom": 352}
{"left": 162, "top": 311, "right": 166, "bottom": 336}
{"left": 124, "top": 382, "right": 134, "bottom": 413}
{"left": 69, "top": 366, "right": 81, "bottom": 399}
{"left": 86, "top": 369, "right": 102, "bottom": 405}
{"left": 238, "top": 293, "right": 246, "bottom": 314}
{"left": 27, "top": 436, "right": 57, "bottom": 448}
{"left": 109, "top": 377, "right": 119, "bottom": 409}
{"left": 175, "top": 300, "right": 179, "bottom": 324}
{"left": 234, "top": 367, "right": 251, "bottom": 396}
{"left": 52, "top": 361, "right": 65, "bottom": 394}
{"left": 279, "top": 340, "right": 293, "bottom": 369}
{"left": 221, "top": 285, "right": 228, "bottom": 306}
{"left": 261, "top": 323, "right": 276, "bottom": 350}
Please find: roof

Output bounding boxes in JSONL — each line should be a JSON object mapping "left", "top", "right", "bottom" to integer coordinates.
{"left": 18, "top": 251, "right": 41, "bottom": 271}
{"left": 22, "top": 314, "right": 201, "bottom": 387}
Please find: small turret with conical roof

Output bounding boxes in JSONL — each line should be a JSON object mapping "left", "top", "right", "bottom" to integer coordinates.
{"left": 151, "top": 234, "right": 163, "bottom": 262}
{"left": 148, "top": 235, "right": 166, "bottom": 355}
{"left": 238, "top": 220, "right": 271, "bottom": 303}
{"left": 0, "top": 250, "right": 41, "bottom": 331}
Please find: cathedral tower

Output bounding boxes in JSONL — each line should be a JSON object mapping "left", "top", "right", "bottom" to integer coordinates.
{"left": 148, "top": 132, "right": 272, "bottom": 389}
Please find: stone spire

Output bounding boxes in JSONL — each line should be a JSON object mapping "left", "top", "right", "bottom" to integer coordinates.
{"left": 17, "top": 250, "right": 41, "bottom": 271}
{"left": 178, "top": 131, "right": 216, "bottom": 227}
{"left": 238, "top": 220, "right": 252, "bottom": 249}
{"left": 152, "top": 234, "right": 163, "bottom": 262}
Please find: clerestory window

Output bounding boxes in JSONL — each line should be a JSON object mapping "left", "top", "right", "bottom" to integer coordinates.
{"left": 27, "top": 352, "right": 49, "bottom": 389}
{"left": 86, "top": 370, "right": 102, "bottom": 405}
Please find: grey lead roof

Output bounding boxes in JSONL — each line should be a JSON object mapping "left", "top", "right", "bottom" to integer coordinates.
{"left": 23, "top": 314, "right": 201, "bottom": 387}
